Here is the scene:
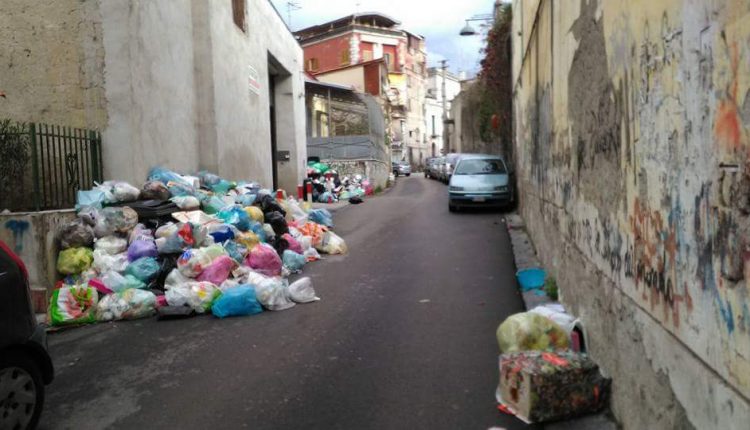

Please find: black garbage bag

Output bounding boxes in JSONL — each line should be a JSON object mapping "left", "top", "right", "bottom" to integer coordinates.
{"left": 257, "top": 194, "right": 286, "bottom": 216}
{"left": 152, "top": 254, "right": 179, "bottom": 290}
{"left": 349, "top": 196, "right": 364, "bottom": 204}
{"left": 141, "top": 181, "right": 170, "bottom": 201}
{"left": 272, "top": 236, "right": 290, "bottom": 255}
{"left": 265, "top": 211, "right": 289, "bottom": 236}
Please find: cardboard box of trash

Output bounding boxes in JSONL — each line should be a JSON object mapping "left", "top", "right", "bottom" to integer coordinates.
{"left": 497, "top": 350, "right": 609, "bottom": 423}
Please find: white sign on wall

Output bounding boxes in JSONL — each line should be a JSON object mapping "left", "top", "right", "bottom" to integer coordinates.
{"left": 248, "top": 65, "right": 261, "bottom": 95}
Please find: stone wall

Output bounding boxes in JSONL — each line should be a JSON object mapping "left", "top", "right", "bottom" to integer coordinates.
{"left": 512, "top": 0, "right": 750, "bottom": 428}
{"left": 0, "top": 0, "right": 107, "bottom": 129}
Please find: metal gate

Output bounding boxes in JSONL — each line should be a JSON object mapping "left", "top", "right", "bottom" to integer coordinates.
{"left": 0, "top": 120, "right": 103, "bottom": 212}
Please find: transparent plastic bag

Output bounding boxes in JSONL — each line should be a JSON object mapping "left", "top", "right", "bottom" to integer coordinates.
{"left": 165, "top": 281, "right": 220, "bottom": 313}
{"left": 141, "top": 180, "right": 170, "bottom": 200}
{"left": 317, "top": 231, "right": 347, "bottom": 255}
{"left": 95, "top": 236, "right": 128, "bottom": 255}
{"left": 113, "top": 181, "right": 141, "bottom": 202}
{"left": 96, "top": 289, "right": 157, "bottom": 321}
{"left": 287, "top": 277, "right": 319, "bottom": 303}
{"left": 308, "top": 209, "right": 334, "bottom": 228}
{"left": 171, "top": 195, "right": 201, "bottom": 210}
{"left": 92, "top": 250, "right": 129, "bottom": 274}
{"left": 249, "top": 274, "right": 295, "bottom": 311}
{"left": 217, "top": 205, "right": 252, "bottom": 231}
{"left": 496, "top": 312, "right": 570, "bottom": 353}
{"left": 94, "top": 207, "right": 139, "bottom": 237}
{"left": 211, "top": 285, "right": 263, "bottom": 318}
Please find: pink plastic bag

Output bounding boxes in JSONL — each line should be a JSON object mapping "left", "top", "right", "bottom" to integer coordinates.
{"left": 244, "top": 243, "right": 282, "bottom": 277}
{"left": 282, "top": 233, "right": 303, "bottom": 254}
{"left": 196, "top": 255, "right": 236, "bottom": 285}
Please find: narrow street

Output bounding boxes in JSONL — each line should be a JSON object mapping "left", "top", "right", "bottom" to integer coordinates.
{"left": 39, "top": 176, "right": 532, "bottom": 430}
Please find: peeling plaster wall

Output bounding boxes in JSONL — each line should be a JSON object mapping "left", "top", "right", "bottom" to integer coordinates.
{"left": 512, "top": 0, "right": 750, "bottom": 428}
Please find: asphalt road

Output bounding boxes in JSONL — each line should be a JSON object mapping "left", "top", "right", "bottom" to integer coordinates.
{"left": 40, "top": 175, "right": 535, "bottom": 430}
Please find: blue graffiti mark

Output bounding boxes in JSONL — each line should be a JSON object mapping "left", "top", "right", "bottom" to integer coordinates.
{"left": 4, "top": 220, "right": 30, "bottom": 254}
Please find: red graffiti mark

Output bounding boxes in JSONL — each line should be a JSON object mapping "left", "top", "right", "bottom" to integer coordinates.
{"left": 713, "top": 42, "right": 743, "bottom": 149}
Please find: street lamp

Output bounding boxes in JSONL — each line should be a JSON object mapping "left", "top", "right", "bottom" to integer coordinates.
{"left": 459, "top": 14, "right": 495, "bottom": 36}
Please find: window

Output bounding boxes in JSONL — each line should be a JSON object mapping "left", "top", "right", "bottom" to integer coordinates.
{"left": 362, "top": 50, "right": 373, "bottom": 61}
{"left": 232, "top": 0, "right": 245, "bottom": 32}
{"left": 432, "top": 115, "right": 436, "bottom": 135}
{"left": 306, "top": 58, "right": 319, "bottom": 72}
{"left": 384, "top": 53, "right": 392, "bottom": 70}
{"left": 340, "top": 49, "right": 350, "bottom": 65}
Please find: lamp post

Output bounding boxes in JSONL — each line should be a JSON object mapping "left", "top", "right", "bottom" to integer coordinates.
{"left": 459, "top": 14, "right": 495, "bottom": 36}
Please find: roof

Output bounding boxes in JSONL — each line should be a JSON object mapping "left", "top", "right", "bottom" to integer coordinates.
{"left": 295, "top": 12, "right": 401, "bottom": 41}
{"left": 305, "top": 79, "right": 356, "bottom": 92}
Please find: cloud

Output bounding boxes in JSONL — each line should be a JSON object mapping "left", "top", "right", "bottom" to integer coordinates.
{"left": 271, "top": 0, "right": 494, "bottom": 76}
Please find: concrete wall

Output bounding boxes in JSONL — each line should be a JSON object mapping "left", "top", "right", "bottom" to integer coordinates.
{"left": 0, "top": 210, "right": 76, "bottom": 300}
{"left": 100, "top": 0, "right": 200, "bottom": 184}
{"left": 317, "top": 68, "right": 366, "bottom": 92}
{"left": 0, "top": 0, "right": 107, "bottom": 129}
{"left": 512, "top": 0, "right": 750, "bottom": 428}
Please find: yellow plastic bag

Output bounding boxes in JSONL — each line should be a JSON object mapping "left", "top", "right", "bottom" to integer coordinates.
{"left": 57, "top": 247, "right": 94, "bottom": 275}
{"left": 496, "top": 312, "right": 570, "bottom": 353}
{"left": 317, "top": 231, "right": 347, "bottom": 255}
{"left": 235, "top": 231, "right": 260, "bottom": 249}
{"left": 244, "top": 206, "right": 264, "bottom": 223}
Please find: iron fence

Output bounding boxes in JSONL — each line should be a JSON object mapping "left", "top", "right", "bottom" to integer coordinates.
{"left": 0, "top": 120, "right": 103, "bottom": 212}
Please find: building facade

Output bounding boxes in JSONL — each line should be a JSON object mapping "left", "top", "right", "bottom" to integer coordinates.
{"left": 425, "top": 67, "right": 461, "bottom": 157}
{"left": 295, "top": 13, "right": 427, "bottom": 167}
{"left": 0, "top": 0, "right": 307, "bottom": 193}
{"left": 512, "top": 1, "right": 750, "bottom": 429}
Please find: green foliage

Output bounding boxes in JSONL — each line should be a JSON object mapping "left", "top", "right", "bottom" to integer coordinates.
{"left": 544, "top": 277, "right": 559, "bottom": 301}
{"left": 375, "top": 185, "right": 383, "bottom": 194}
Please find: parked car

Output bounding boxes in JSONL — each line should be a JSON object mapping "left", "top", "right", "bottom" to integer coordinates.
{"left": 393, "top": 161, "right": 411, "bottom": 177}
{"left": 448, "top": 154, "right": 514, "bottom": 211}
{"left": 425, "top": 157, "right": 439, "bottom": 179}
{"left": 0, "top": 240, "right": 54, "bottom": 430}
{"left": 442, "top": 153, "right": 462, "bottom": 183}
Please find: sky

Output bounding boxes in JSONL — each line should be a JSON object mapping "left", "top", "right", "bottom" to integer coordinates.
{"left": 269, "top": 0, "right": 497, "bottom": 77}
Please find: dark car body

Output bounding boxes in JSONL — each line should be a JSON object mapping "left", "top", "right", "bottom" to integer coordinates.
{"left": 1, "top": 241, "right": 54, "bottom": 429}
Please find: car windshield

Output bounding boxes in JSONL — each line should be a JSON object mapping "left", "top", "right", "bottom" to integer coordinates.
{"left": 454, "top": 159, "right": 506, "bottom": 175}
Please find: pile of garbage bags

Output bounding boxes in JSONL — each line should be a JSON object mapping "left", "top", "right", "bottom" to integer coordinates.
{"left": 495, "top": 305, "right": 609, "bottom": 423}
{"left": 50, "top": 167, "right": 344, "bottom": 327}
{"left": 306, "top": 161, "right": 373, "bottom": 204}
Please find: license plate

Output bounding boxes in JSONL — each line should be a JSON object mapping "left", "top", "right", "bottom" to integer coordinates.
{"left": 472, "top": 196, "right": 486, "bottom": 202}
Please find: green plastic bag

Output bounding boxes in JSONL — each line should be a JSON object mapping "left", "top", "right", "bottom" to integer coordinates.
{"left": 124, "top": 257, "right": 160, "bottom": 282}
{"left": 496, "top": 312, "right": 570, "bottom": 353}
{"left": 48, "top": 285, "right": 98, "bottom": 326}
{"left": 57, "top": 247, "right": 94, "bottom": 275}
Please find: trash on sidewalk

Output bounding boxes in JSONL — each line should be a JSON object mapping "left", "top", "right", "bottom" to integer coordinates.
{"left": 306, "top": 162, "right": 374, "bottom": 204}
{"left": 496, "top": 350, "right": 610, "bottom": 423}
{"left": 496, "top": 312, "right": 570, "bottom": 353}
{"left": 50, "top": 166, "right": 345, "bottom": 328}
{"left": 516, "top": 267, "right": 546, "bottom": 292}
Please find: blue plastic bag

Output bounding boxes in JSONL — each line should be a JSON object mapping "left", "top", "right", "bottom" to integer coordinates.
{"left": 308, "top": 209, "right": 334, "bottom": 228}
{"left": 217, "top": 205, "right": 251, "bottom": 231}
{"left": 209, "top": 224, "right": 235, "bottom": 243}
{"left": 282, "top": 250, "right": 306, "bottom": 272}
{"left": 224, "top": 241, "right": 247, "bottom": 264}
{"left": 125, "top": 257, "right": 160, "bottom": 282}
{"left": 249, "top": 221, "right": 267, "bottom": 242}
{"left": 235, "top": 194, "right": 257, "bottom": 207}
{"left": 212, "top": 285, "right": 263, "bottom": 318}
{"left": 76, "top": 189, "right": 107, "bottom": 210}
{"left": 148, "top": 167, "right": 188, "bottom": 186}
{"left": 202, "top": 196, "right": 227, "bottom": 215}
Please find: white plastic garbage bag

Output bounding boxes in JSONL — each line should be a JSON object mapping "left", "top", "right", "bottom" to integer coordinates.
{"left": 96, "top": 289, "right": 156, "bottom": 321}
{"left": 165, "top": 281, "right": 220, "bottom": 313}
{"left": 94, "top": 236, "right": 128, "bottom": 255}
{"left": 244, "top": 271, "right": 295, "bottom": 311}
{"left": 287, "top": 277, "right": 319, "bottom": 303}
{"left": 92, "top": 250, "right": 129, "bottom": 274}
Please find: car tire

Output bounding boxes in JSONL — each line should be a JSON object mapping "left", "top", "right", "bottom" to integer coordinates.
{"left": 448, "top": 204, "right": 457, "bottom": 212}
{"left": 406, "top": 173, "right": 410, "bottom": 177}
{"left": 0, "top": 350, "right": 45, "bottom": 430}
{"left": 394, "top": 172, "right": 399, "bottom": 178}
